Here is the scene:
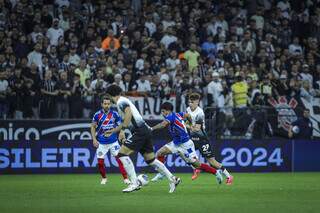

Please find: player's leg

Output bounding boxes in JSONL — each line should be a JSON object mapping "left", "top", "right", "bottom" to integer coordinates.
{"left": 191, "top": 139, "right": 202, "bottom": 180}
{"left": 117, "top": 144, "right": 141, "bottom": 192}
{"left": 206, "top": 157, "right": 233, "bottom": 185}
{"left": 150, "top": 145, "right": 173, "bottom": 182}
{"left": 179, "top": 140, "right": 223, "bottom": 184}
{"left": 142, "top": 141, "right": 181, "bottom": 193}
{"left": 110, "top": 142, "right": 130, "bottom": 185}
{"left": 96, "top": 144, "right": 109, "bottom": 184}
{"left": 197, "top": 139, "right": 233, "bottom": 185}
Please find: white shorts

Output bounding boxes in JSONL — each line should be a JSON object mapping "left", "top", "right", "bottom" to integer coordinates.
{"left": 96, "top": 141, "right": 121, "bottom": 159}
{"left": 165, "top": 140, "right": 198, "bottom": 163}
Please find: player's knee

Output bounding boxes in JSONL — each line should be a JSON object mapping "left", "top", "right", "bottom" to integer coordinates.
{"left": 145, "top": 158, "right": 156, "bottom": 165}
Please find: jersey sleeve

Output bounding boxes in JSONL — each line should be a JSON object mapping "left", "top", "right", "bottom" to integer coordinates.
{"left": 178, "top": 112, "right": 186, "bottom": 118}
{"left": 165, "top": 113, "right": 174, "bottom": 124}
{"left": 117, "top": 99, "right": 130, "bottom": 112}
{"left": 92, "top": 112, "right": 99, "bottom": 123}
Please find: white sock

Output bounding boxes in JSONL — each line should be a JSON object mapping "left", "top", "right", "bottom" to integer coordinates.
{"left": 222, "top": 168, "right": 231, "bottom": 178}
{"left": 149, "top": 159, "right": 174, "bottom": 181}
{"left": 119, "top": 156, "right": 138, "bottom": 185}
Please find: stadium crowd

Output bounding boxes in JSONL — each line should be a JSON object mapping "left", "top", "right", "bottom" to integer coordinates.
{"left": 0, "top": 0, "right": 320, "bottom": 120}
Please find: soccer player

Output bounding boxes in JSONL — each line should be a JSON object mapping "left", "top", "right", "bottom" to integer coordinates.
{"left": 105, "top": 85, "right": 181, "bottom": 193}
{"left": 151, "top": 102, "right": 223, "bottom": 184}
{"left": 185, "top": 93, "right": 233, "bottom": 184}
{"left": 91, "top": 95, "right": 130, "bottom": 185}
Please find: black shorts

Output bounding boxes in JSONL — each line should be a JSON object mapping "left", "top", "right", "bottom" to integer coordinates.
{"left": 123, "top": 125, "right": 154, "bottom": 154}
{"left": 191, "top": 136, "right": 215, "bottom": 158}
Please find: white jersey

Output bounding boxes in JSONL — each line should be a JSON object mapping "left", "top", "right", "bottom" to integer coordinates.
{"left": 186, "top": 106, "right": 207, "bottom": 138}
{"left": 116, "top": 96, "right": 146, "bottom": 130}
{"left": 186, "top": 106, "right": 205, "bottom": 129}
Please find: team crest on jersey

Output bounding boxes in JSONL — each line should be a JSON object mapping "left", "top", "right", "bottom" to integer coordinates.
{"left": 268, "top": 96, "right": 298, "bottom": 131}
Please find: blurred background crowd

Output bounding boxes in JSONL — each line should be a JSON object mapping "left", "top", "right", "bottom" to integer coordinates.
{"left": 0, "top": 0, "right": 320, "bottom": 120}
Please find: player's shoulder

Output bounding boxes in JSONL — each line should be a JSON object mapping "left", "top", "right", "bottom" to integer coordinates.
{"left": 110, "top": 109, "right": 120, "bottom": 116}
{"left": 196, "top": 106, "right": 204, "bottom": 114}
{"left": 93, "top": 109, "right": 103, "bottom": 116}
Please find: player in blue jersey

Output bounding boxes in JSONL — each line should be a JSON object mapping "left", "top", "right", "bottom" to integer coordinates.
{"left": 151, "top": 102, "right": 223, "bottom": 184}
{"left": 90, "top": 95, "right": 130, "bottom": 185}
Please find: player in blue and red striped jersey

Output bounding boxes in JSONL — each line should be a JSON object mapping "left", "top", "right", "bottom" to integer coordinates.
{"left": 151, "top": 102, "right": 223, "bottom": 184}
{"left": 90, "top": 95, "right": 130, "bottom": 185}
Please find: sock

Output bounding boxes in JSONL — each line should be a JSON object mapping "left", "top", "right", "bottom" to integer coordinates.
{"left": 200, "top": 163, "right": 217, "bottom": 175}
{"left": 119, "top": 156, "right": 138, "bottom": 185}
{"left": 157, "top": 156, "right": 165, "bottom": 163}
{"left": 98, "top": 158, "right": 106, "bottom": 178}
{"left": 149, "top": 159, "right": 174, "bottom": 181}
{"left": 219, "top": 166, "right": 231, "bottom": 178}
{"left": 116, "top": 157, "right": 128, "bottom": 179}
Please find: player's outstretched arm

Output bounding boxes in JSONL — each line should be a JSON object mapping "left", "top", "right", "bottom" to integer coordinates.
{"left": 151, "top": 120, "right": 169, "bottom": 131}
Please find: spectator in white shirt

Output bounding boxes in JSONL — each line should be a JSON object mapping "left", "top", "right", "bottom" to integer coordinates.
{"left": 68, "top": 47, "right": 80, "bottom": 66}
{"left": 136, "top": 74, "right": 151, "bottom": 94}
{"left": 145, "top": 13, "right": 156, "bottom": 36}
{"left": 289, "top": 37, "right": 303, "bottom": 56}
{"left": 27, "top": 43, "right": 43, "bottom": 67}
{"left": 300, "top": 64, "right": 313, "bottom": 88}
{"left": 30, "top": 24, "right": 44, "bottom": 44}
{"left": 46, "top": 18, "right": 64, "bottom": 46}
{"left": 90, "top": 70, "right": 108, "bottom": 91}
{"left": 160, "top": 27, "right": 177, "bottom": 49}
{"left": 207, "top": 72, "right": 223, "bottom": 106}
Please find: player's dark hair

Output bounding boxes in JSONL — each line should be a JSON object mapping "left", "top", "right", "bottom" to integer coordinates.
{"left": 106, "top": 84, "right": 122, "bottom": 97}
{"left": 101, "top": 95, "right": 112, "bottom": 103}
{"left": 189, "top": 92, "right": 201, "bottom": 101}
{"left": 161, "top": 102, "right": 173, "bottom": 111}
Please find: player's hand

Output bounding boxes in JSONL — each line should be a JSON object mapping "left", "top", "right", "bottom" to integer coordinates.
{"left": 118, "top": 131, "right": 125, "bottom": 141}
{"left": 93, "top": 139, "right": 99, "bottom": 148}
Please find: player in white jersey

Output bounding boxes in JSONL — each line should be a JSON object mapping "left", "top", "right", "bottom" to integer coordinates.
{"left": 105, "top": 85, "right": 181, "bottom": 193}
{"left": 186, "top": 93, "right": 233, "bottom": 184}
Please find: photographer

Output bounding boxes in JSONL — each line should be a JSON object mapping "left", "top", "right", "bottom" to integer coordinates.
{"left": 288, "top": 109, "right": 313, "bottom": 140}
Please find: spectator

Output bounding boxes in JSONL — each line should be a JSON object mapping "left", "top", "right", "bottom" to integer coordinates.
{"left": 74, "top": 59, "right": 91, "bottom": 87}
{"left": 159, "top": 79, "right": 171, "bottom": 100}
{"left": 27, "top": 43, "right": 43, "bottom": 67}
{"left": 101, "top": 29, "right": 120, "bottom": 51}
{"left": 70, "top": 74, "right": 83, "bottom": 118}
{"left": 46, "top": 18, "right": 64, "bottom": 46}
{"left": 0, "top": 72, "right": 9, "bottom": 119}
{"left": 207, "top": 72, "right": 223, "bottom": 107}
{"left": 40, "top": 70, "right": 58, "bottom": 118}
{"left": 82, "top": 78, "right": 94, "bottom": 118}
{"left": 56, "top": 72, "right": 71, "bottom": 118}
{"left": 288, "top": 108, "right": 313, "bottom": 139}
{"left": 231, "top": 75, "right": 248, "bottom": 108}
{"left": 136, "top": 73, "right": 151, "bottom": 95}
{"left": 184, "top": 43, "right": 200, "bottom": 72}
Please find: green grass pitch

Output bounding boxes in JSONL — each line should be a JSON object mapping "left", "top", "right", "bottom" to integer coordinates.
{"left": 0, "top": 173, "right": 320, "bottom": 213}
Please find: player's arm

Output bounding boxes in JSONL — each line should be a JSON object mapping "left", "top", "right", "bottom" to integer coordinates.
{"left": 151, "top": 120, "right": 170, "bottom": 131}
{"left": 118, "top": 130, "right": 126, "bottom": 144}
{"left": 90, "top": 122, "right": 99, "bottom": 148}
{"left": 288, "top": 125, "right": 293, "bottom": 138}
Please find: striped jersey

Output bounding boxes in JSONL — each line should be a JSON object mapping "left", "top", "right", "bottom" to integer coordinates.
{"left": 165, "top": 112, "right": 190, "bottom": 145}
{"left": 92, "top": 109, "right": 122, "bottom": 144}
